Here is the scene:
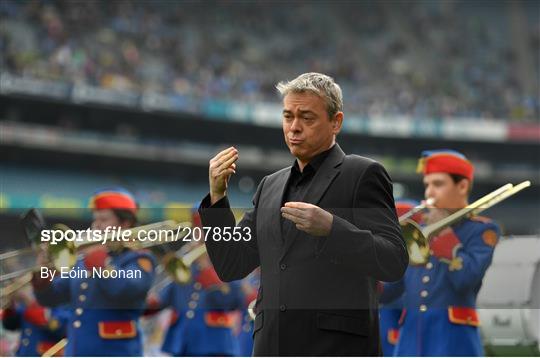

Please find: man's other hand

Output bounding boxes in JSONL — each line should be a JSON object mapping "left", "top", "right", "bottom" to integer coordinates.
{"left": 281, "top": 202, "right": 333, "bottom": 236}
{"left": 209, "top": 146, "right": 238, "bottom": 205}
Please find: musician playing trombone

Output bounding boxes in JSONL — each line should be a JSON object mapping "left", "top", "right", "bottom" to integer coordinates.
{"left": 380, "top": 150, "right": 500, "bottom": 356}
{"left": 30, "top": 188, "right": 156, "bottom": 356}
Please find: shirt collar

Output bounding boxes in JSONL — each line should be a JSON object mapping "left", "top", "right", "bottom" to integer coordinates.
{"left": 292, "top": 144, "right": 336, "bottom": 174}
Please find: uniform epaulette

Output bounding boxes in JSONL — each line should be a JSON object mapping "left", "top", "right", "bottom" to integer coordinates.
{"left": 470, "top": 215, "right": 492, "bottom": 224}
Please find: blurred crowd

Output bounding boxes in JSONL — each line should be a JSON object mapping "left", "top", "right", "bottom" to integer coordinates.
{"left": 0, "top": 0, "right": 538, "bottom": 121}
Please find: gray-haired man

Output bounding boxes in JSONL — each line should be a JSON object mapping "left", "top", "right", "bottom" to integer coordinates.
{"left": 199, "top": 72, "right": 407, "bottom": 356}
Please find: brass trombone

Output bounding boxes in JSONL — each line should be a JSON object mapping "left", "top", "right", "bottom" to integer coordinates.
{"left": 75, "top": 220, "right": 212, "bottom": 283}
{"left": 70, "top": 220, "right": 196, "bottom": 282}
{"left": 398, "top": 198, "right": 435, "bottom": 223}
{"left": 0, "top": 224, "right": 76, "bottom": 284}
{"left": 163, "top": 243, "right": 208, "bottom": 284}
{"left": 0, "top": 273, "right": 33, "bottom": 309}
{"left": 401, "top": 181, "right": 531, "bottom": 265}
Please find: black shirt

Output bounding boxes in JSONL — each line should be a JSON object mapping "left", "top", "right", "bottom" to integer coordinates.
{"left": 280, "top": 145, "right": 335, "bottom": 242}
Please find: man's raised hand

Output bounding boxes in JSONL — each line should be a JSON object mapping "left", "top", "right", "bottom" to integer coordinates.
{"left": 209, "top": 146, "right": 238, "bottom": 205}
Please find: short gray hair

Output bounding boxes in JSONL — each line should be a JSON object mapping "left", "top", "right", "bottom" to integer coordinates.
{"left": 276, "top": 72, "right": 343, "bottom": 118}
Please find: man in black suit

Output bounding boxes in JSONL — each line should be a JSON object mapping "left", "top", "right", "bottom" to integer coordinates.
{"left": 199, "top": 72, "right": 408, "bottom": 356}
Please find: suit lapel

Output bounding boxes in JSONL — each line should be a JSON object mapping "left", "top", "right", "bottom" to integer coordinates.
{"left": 280, "top": 144, "right": 345, "bottom": 259}
{"left": 301, "top": 145, "right": 344, "bottom": 206}
{"left": 263, "top": 168, "right": 291, "bottom": 247}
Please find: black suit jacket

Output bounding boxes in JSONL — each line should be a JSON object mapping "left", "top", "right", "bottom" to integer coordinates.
{"left": 200, "top": 144, "right": 408, "bottom": 356}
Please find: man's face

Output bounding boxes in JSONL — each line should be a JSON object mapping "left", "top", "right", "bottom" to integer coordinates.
{"left": 282, "top": 92, "right": 342, "bottom": 163}
{"left": 423, "top": 172, "right": 468, "bottom": 209}
{"left": 91, "top": 209, "right": 122, "bottom": 231}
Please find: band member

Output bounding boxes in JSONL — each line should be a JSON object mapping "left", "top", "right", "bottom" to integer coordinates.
{"left": 31, "top": 188, "right": 156, "bottom": 356}
{"left": 199, "top": 72, "right": 407, "bottom": 355}
{"left": 379, "top": 200, "right": 421, "bottom": 356}
{"left": 148, "top": 209, "right": 244, "bottom": 356}
{"left": 2, "top": 292, "right": 69, "bottom": 357}
{"left": 381, "top": 150, "right": 500, "bottom": 356}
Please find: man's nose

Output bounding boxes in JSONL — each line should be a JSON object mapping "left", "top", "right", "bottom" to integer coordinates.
{"left": 290, "top": 117, "right": 302, "bottom": 132}
{"left": 425, "top": 186, "right": 434, "bottom": 200}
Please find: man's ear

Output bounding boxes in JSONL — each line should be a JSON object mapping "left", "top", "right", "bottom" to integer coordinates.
{"left": 332, "top": 112, "right": 344, "bottom": 135}
{"left": 458, "top": 179, "right": 470, "bottom": 196}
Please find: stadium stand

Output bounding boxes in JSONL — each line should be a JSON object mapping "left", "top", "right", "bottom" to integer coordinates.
{"left": 1, "top": 0, "right": 538, "bottom": 121}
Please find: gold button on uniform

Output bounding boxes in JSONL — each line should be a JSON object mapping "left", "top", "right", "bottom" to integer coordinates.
{"left": 76, "top": 308, "right": 83, "bottom": 316}
{"left": 426, "top": 262, "right": 433, "bottom": 269}
{"left": 80, "top": 282, "right": 88, "bottom": 290}
{"left": 188, "top": 301, "right": 198, "bottom": 309}
{"left": 73, "top": 320, "right": 81, "bottom": 328}
{"left": 421, "top": 290, "right": 428, "bottom": 298}
{"left": 24, "top": 328, "right": 32, "bottom": 335}
{"left": 22, "top": 338, "right": 29, "bottom": 346}
{"left": 79, "top": 295, "right": 86, "bottom": 302}
{"left": 186, "top": 310, "right": 195, "bottom": 319}
{"left": 191, "top": 292, "right": 200, "bottom": 300}
{"left": 194, "top": 283, "right": 202, "bottom": 290}
{"left": 422, "top": 276, "right": 430, "bottom": 284}
{"left": 420, "top": 304, "right": 427, "bottom": 312}
{"left": 49, "top": 319, "right": 60, "bottom": 330}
